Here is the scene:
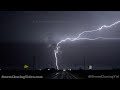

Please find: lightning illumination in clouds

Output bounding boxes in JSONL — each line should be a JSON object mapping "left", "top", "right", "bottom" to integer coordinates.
{"left": 54, "top": 20, "right": 120, "bottom": 70}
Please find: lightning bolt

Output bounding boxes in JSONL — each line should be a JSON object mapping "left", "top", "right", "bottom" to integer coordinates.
{"left": 54, "top": 20, "right": 120, "bottom": 70}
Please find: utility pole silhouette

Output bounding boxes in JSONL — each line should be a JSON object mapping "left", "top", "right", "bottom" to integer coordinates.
{"left": 84, "top": 56, "right": 86, "bottom": 70}
{"left": 33, "top": 56, "right": 36, "bottom": 70}
{"left": 74, "top": 64, "right": 77, "bottom": 70}
{"left": 51, "top": 61, "right": 53, "bottom": 68}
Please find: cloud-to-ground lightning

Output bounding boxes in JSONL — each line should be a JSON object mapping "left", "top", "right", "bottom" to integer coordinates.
{"left": 54, "top": 20, "right": 120, "bottom": 70}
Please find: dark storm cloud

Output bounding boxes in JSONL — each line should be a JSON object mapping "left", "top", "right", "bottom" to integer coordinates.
{"left": 0, "top": 11, "right": 120, "bottom": 69}
{"left": 1, "top": 11, "right": 120, "bottom": 42}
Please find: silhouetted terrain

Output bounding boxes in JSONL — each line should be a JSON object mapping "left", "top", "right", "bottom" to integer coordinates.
{"left": 0, "top": 69, "right": 120, "bottom": 79}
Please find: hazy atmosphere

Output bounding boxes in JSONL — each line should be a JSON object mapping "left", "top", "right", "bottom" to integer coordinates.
{"left": 0, "top": 11, "right": 120, "bottom": 70}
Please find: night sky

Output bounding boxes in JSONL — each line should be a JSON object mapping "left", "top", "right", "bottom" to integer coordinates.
{"left": 0, "top": 11, "right": 120, "bottom": 70}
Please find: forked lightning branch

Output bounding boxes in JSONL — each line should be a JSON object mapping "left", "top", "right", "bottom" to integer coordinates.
{"left": 54, "top": 20, "right": 120, "bottom": 70}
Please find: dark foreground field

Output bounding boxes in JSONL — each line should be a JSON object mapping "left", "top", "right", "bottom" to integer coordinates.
{"left": 0, "top": 70, "right": 120, "bottom": 79}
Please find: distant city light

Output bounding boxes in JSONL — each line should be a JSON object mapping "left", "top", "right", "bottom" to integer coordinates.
{"left": 63, "top": 69, "right": 66, "bottom": 71}
{"left": 48, "top": 69, "right": 50, "bottom": 70}
{"left": 68, "top": 69, "right": 71, "bottom": 71}
{"left": 88, "top": 65, "right": 92, "bottom": 70}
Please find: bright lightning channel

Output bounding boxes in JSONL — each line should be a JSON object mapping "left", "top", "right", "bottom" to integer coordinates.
{"left": 54, "top": 20, "right": 120, "bottom": 70}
